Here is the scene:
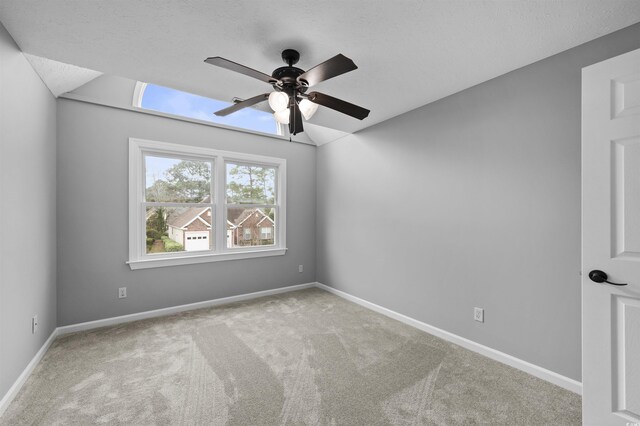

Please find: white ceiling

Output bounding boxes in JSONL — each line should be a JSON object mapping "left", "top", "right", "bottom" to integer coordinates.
{"left": 1, "top": 1, "right": 639, "bottom": 134}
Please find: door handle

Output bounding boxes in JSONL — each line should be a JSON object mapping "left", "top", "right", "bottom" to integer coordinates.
{"left": 588, "top": 270, "right": 627, "bottom": 286}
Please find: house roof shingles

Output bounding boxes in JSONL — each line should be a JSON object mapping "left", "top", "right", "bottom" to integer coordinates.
{"left": 168, "top": 206, "right": 211, "bottom": 229}
{"left": 167, "top": 195, "right": 274, "bottom": 230}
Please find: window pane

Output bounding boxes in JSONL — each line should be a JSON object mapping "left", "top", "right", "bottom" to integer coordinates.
{"left": 226, "top": 163, "right": 276, "bottom": 204}
{"left": 261, "top": 227, "right": 272, "bottom": 239}
{"left": 146, "top": 206, "right": 213, "bottom": 253}
{"left": 140, "top": 83, "right": 280, "bottom": 135}
{"left": 145, "top": 155, "right": 211, "bottom": 203}
{"left": 227, "top": 207, "right": 275, "bottom": 248}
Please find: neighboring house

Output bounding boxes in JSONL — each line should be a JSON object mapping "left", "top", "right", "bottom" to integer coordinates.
{"left": 166, "top": 205, "right": 274, "bottom": 251}
{"left": 167, "top": 206, "right": 212, "bottom": 251}
{"left": 229, "top": 208, "right": 275, "bottom": 247}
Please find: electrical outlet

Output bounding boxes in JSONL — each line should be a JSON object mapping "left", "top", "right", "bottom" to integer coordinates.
{"left": 299, "top": 265, "right": 304, "bottom": 273}
{"left": 32, "top": 315, "right": 38, "bottom": 334}
{"left": 118, "top": 287, "right": 127, "bottom": 299}
{"left": 474, "top": 307, "right": 484, "bottom": 323}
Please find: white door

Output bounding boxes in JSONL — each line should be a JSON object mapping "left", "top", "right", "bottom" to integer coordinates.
{"left": 582, "top": 47, "right": 640, "bottom": 425}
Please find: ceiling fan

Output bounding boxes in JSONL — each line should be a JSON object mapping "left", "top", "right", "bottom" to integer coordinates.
{"left": 204, "top": 49, "right": 370, "bottom": 136}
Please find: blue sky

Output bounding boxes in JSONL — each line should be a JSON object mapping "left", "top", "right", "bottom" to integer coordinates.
{"left": 141, "top": 84, "right": 279, "bottom": 134}
{"left": 146, "top": 156, "right": 184, "bottom": 189}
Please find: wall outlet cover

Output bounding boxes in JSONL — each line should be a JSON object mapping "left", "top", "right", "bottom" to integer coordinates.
{"left": 474, "top": 307, "right": 484, "bottom": 323}
{"left": 118, "top": 287, "right": 127, "bottom": 298}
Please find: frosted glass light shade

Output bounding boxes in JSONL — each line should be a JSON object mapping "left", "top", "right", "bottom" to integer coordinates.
{"left": 274, "top": 108, "right": 290, "bottom": 124}
{"left": 299, "top": 99, "right": 319, "bottom": 120}
{"left": 268, "top": 92, "right": 289, "bottom": 112}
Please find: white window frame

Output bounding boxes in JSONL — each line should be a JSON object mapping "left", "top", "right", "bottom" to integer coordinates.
{"left": 132, "top": 81, "right": 147, "bottom": 108}
{"left": 128, "top": 138, "right": 286, "bottom": 270}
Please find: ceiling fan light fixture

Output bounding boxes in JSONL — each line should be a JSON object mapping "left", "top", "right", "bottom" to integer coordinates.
{"left": 268, "top": 91, "right": 289, "bottom": 112}
{"left": 274, "top": 108, "right": 290, "bottom": 124}
{"left": 299, "top": 99, "right": 319, "bottom": 120}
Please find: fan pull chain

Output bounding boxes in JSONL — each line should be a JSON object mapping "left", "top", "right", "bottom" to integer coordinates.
{"left": 294, "top": 97, "right": 298, "bottom": 136}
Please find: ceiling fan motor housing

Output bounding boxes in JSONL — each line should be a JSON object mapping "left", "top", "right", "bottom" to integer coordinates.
{"left": 272, "top": 50, "right": 309, "bottom": 96}
{"left": 271, "top": 66, "right": 305, "bottom": 86}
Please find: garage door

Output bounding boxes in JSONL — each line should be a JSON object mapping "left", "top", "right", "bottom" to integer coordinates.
{"left": 185, "top": 231, "right": 210, "bottom": 251}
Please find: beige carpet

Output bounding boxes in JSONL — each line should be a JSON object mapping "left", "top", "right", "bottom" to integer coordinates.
{"left": 1, "top": 288, "right": 581, "bottom": 425}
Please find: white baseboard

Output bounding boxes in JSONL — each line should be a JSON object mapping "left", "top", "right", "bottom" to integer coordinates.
{"left": 315, "top": 282, "right": 582, "bottom": 395}
{"left": 58, "top": 282, "right": 316, "bottom": 335}
{"left": 0, "top": 327, "right": 58, "bottom": 417}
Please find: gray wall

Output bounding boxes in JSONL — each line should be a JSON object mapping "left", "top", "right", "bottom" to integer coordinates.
{"left": 57, "top": 99, "right": 316, "bottom": 326}
{"left": 68, "top": 74, "right": 137, "bottom": 107}
{"left": 317, "top": 22, "right": 640, "bottom": 381}
{"left": 0, "top": 23, "right": 57, "bottom": 399}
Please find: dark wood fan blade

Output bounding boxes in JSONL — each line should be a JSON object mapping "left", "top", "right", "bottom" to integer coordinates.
{"left": 307, "top": 91, "right": 370, "bottom": 120}
{"left": 297, "top": 54, "right": 357, "bottom": 87}
{"left": 289, "top": 101, "right": 304, "bottom": 135}
{"left": 214, "top": 93, "right": 269, "bottom": 116}
{"left": 204, "top": 57, "right": 277, "bottom": 84}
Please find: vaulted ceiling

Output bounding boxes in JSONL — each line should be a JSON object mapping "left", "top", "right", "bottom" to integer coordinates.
{"left": 1, "top": 1, "right": 639, "bottom": 135}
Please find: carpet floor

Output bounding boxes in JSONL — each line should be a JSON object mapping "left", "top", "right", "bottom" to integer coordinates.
{"left": 1, "top": 288, "right": 581, "bottom": 425}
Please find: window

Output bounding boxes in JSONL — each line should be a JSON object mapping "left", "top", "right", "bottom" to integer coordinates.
{"left": 227, "top": 162, "right": 277, "bottom": 248}
{"left": 143, "top": 154, "right": 213, "bottom": 255}
{"left": 129, "top": 138, "right": 286, "bottom": 269}
{"left": 134, "top": 82, "right": 281, "bottom": 136}
{"left": 261, "top": 227, "right": 272, "bottom": 240}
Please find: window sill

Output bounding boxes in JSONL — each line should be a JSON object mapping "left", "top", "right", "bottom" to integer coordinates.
{"left": 127, "top": 247, "right": 287, "bottom": 270}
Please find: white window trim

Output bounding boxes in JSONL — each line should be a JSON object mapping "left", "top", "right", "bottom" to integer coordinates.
{"left": 132, "top": 81, "right": 147, "bottom": 108}
{"left": 128, "top": 137, "right": 287, "bottom": 270}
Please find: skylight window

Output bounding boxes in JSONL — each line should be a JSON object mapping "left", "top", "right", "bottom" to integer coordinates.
{"left": 134, "top": 83, "right": 281, "bottom": 135}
